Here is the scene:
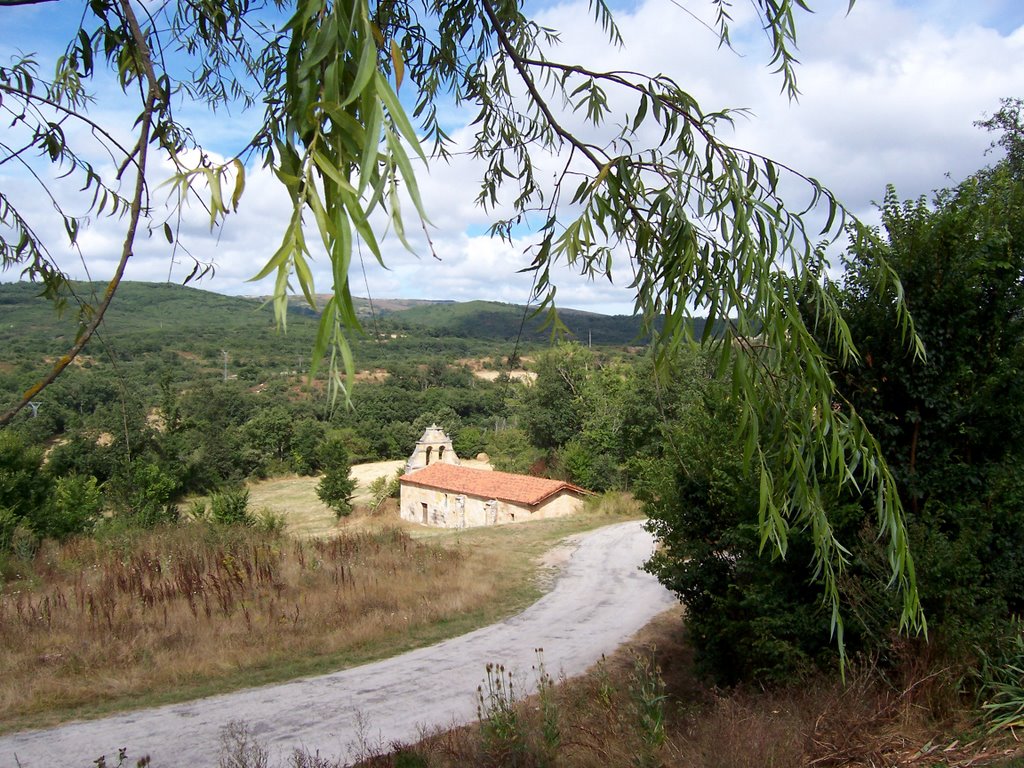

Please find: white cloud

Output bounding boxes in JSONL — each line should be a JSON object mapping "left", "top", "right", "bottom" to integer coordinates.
{"left": 3, "top": 0, "right": 1022, "bottom": 316}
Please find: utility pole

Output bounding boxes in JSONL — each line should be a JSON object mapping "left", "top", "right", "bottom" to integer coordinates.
{"left": 221, "top": 349, "right": 229, "bottom": 382}
{"left": 27, "top": 401, "right": 41, "bottom": 418}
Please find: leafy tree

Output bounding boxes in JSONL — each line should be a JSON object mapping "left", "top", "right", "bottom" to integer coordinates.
{"left": 519, "top": 344, "right": 592, "bottom": 451}
{"left": 454, "top": 424, "right": 489, "bottom": 459}
{"left": 366, "top": 470, "right": 401, "bottom": 512}
{"left": 0, "top": 431, "right": 53, "bottom": 536}
{"left": 0, "top": 507, "right": 20, "bottom": 554}
{"left": 486, "top": 427, "right": 542, "bottom": 475}
{"left": 556, "top": 363, "right": 633, "bottom": 491}
{"left": 241, "top": 405, "right": 295, "bottom": 468}
{"left": 642, "top": 362, "right": 860, "bottom": 683}
{"left": 977, "top": 97, "right": 1024, "bottom": 174}
{"left": 291, "top": 418, "right": 327, "bottom": 475}
{"left": 646, "top": 128, "right": 1024, "bottom": 683}
{"left": 316, "top": 435, "right": 357, "bottom": 517}
{"left": 411, "top": 407, "right": 462, "bottom": 447}
{"left": 826, "top": 151, "right": 1024, "bottom": 656}
{"left": 50, "top": 474, "right": 104, "bottom": 539}
{"left": 169, "top": 382, "right": 259, "bottom": 488}
{"left": 106, "top": 460, "right": 180, "bottom": 527}
{"left": 46, "top": 432, "right": 116, "bottom": 483}
{"left": 0, "top": 0, "right": 927, "bottom": 635}
{"left": 208, "top": 487, "right": 254, "bottom": 526}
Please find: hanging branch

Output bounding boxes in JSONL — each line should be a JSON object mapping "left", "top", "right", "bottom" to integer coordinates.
{"left": 0, "top": 0, "right": 160, "bottom": 428}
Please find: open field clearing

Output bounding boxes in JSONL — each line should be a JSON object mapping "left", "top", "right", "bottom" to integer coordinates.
{"left": 472, "top": 369, "right": 537, "bottom": 383}
{"left": 0, "top": 493, "right": 640, "bottom": 734}
{"left": 244, "top": 461, "right": 406, "bottom": 538}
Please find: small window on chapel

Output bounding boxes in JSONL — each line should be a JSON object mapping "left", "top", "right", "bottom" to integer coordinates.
{"left": 438, "top": 446, "right": 445, "bottom": 461}
{"left": 425, "top": 446, "right": 433, "bottom": 464}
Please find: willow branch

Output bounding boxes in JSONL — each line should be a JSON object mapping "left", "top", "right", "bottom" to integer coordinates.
{"left": 0, "top": 0, "right": 159, "bottom": 428}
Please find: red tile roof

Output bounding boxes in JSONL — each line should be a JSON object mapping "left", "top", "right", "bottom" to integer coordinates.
{"left": 399, "top": 463, "right": 590, "bottom": 507}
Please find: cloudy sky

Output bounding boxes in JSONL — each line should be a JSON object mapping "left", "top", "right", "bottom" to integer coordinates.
{"left": 2, "top": 0, "right": 1023, "bottom": 315}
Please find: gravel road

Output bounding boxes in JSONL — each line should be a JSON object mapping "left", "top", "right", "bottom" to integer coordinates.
{"left": 1, "top": 520, "right": 674, "bottom": 767}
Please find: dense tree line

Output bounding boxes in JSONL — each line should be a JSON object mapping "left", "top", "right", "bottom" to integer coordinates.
{"left": 642, "top": 105, "right": 1024, "bottom": 685}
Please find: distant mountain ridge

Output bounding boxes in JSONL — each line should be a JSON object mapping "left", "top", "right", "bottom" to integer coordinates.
{"left": 267, "top": 292, "right": 661, "bottom": 344}
{"left": 0, "top": 281, "right": 710, "bottom": 350}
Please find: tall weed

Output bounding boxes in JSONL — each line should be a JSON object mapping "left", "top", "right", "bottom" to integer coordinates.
{"left": 628, "top": 652, "right": 667, "bottom": 768}
{"left": 973, "top": 623, "right": 1024, "bottom": 733}
{"left": 478, "top": 663, "right": 526, "bottom": 766}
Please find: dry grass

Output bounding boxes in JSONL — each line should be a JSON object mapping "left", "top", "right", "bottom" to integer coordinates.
{"left": 243, "top": 461, "right": 407, "bottom": 538}
{"left": 348, "top": 612, "right": 1024, "bottom": 768}
{"left": 0, "top": 494, "right": 638, "bottom": 733}
{"left": 244, "top": 474, "right": 336, "bottom": 537}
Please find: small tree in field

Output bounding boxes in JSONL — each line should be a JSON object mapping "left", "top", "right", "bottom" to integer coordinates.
{"left": 316, "top": 436, "right": 356, "bottom": 518}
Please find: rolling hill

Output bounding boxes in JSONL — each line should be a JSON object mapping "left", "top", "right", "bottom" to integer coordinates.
{"left": 0, "top": 281, "right": 722, "bottom": 370}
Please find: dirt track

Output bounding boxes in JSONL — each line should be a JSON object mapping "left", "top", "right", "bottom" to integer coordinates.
{"left": 1, "top": 520, "right": 674, "bottom": 767}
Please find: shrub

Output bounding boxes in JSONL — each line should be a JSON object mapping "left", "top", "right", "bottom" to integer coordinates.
{"left": 367, "top": 470, "right": 401, "bottom": 513}
{"left": 209, "top": 487, "right": 253, "bottom": 526}
{"left": 0, "top": 431, "right": 53, "bottom": 533}
{"left": 0, "top": 507, "right": 18, "bottom": 553}
{"left": 106, "top": 460, "right": 179, "bottom": 527}
{"left": 316, "top": 436, "right": 356, "bottom": 518}
{"left": 253, "top": 508, "right": 287, "bottom": 536}
{"left": 49, "top": 474, "right": 103, "bottom": 539}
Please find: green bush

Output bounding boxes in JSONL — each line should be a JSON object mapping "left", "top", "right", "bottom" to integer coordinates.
{"left": 49, "top": 474, "right": 103, "bottom": 539}
{"left": 290, "top": 418, "right": 326, "bottom": 475}
{"left": 559, "top": 436, "right": 620, "bottom": 492}
{"left": 0, "top": 506, "right": 18, "bottom": 553}
{"left": 0, "top": 431, "right": 53, "bottom": 532}
{"left": 645, "top": 143, "right": 1024, "bottom": 686}
{"left": 106, "top": 461, "right": 179, "bottom": 527}
{"left": 253, "top": 508, "right": 287, "bottom": 536}
{"left": 366, "top": 470, "right": 401, "bottom": 512}
{"left": 209, "top": 487, "right": 253, "bottom": 526}
{"left": 486, "top": 428, "right": 541, "bottom": 474}
{"left": 9, "top": 519, "right": 39, "bottom": 560}
{"left": 641, "top": 368, "right": 857, "bottom": 685}
{"left": 316, "top": 436, "right": 356, "bottom": 518}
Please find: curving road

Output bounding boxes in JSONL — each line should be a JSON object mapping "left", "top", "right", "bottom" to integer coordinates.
{"left": 1, "top": 520, "right": 675, "bottom": 767}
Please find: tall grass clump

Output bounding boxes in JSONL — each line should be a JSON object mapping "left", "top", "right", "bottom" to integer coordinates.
{"left": 973, "top": 622, "right": 1024, "bottom": 733}
{"left": 629, "top": 652, "right": 667, "bottom": 768}
{"left": 477, "top": 663, "right": 527, "bottom": 766}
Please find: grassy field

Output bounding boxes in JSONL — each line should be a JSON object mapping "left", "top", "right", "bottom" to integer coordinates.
{"left": 244, "top": 460, "right": 406, "bottom": 538}
{"left": 0, "top": 492, "right": 641, "bottom": 734}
